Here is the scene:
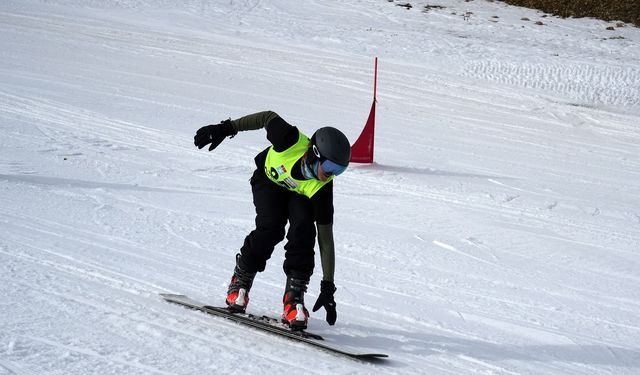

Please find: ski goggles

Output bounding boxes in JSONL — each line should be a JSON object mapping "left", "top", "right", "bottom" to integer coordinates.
{"left": 311, "top": 144, "right": 348, "bottom": 177}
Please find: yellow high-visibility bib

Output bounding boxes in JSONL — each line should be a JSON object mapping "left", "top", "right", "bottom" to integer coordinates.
{"left": 264, "top": 131, "right": 334, "bottom": 198}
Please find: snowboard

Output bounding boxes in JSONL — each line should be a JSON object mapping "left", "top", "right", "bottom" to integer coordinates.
{"left": 160, "top": 293, "right": 388, "bottom": 360}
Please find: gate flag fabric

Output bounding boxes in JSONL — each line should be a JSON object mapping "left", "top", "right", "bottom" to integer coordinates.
{"left": 350, "top": 57, "right": 377, "bottom": 164}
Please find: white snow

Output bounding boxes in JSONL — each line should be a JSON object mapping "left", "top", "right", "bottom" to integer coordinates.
{"left": 1, "top": 0, "right": 640, "bottom": 373}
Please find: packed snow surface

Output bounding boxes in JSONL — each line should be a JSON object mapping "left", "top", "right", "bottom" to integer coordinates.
{"left": 1, "top": 0, "right": 640, "bottom": 374}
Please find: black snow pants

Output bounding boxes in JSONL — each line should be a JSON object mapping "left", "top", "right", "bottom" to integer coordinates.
{"left": 239, "top": 169, "right": 315, "bottom": 280}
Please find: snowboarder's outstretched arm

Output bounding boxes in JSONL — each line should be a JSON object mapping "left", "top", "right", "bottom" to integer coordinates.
{"left": 194, "top": 111, "right": 293, "bottom": 151}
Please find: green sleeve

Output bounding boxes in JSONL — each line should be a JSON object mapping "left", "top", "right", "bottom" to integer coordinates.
{"left": 231, "top": 111, "right": 280, "bottom": 132}
{"left": 316, "top": 223, "right": 335, "bottom": 282}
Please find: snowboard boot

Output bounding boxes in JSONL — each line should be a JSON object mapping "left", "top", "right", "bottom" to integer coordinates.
{"left": 226, "top": 254, "right": 256, "bottom": 313}
{"left": 282, "top": 276, "right": 310, "bottom": 330}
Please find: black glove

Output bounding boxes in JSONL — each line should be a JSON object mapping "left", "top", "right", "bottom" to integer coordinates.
{"left": 194, "top": 119, "right": 237, "bottom": 151}
{"left": 312, "top": 280, "right": 337, "bottom": 325}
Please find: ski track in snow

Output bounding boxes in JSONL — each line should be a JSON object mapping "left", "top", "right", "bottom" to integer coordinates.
{"left": 464, "top": 60, "right": 640, "bottom": 107}
{"left": 2, "top": 0, "right": 640, "bottom": 374}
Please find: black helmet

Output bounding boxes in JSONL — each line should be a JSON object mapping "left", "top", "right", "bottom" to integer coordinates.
{"left": 310, "top": 127, "right": 351, "bottom": 166}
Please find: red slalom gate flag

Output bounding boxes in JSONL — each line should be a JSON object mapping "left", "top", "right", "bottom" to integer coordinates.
{"left": 350, "top": 57, "right": 377, "bottom": 164}
{"left": 350, "top": 99, "right": 376, "bottom": 163}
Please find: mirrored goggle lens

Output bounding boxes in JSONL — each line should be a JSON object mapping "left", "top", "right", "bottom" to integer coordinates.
{"left": 321, "top": 159, "right": 347, "bottom": 176}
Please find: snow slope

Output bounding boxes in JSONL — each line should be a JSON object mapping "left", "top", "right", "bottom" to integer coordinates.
{"left": 1, "top": 0, "right": 640, "bottom": 373}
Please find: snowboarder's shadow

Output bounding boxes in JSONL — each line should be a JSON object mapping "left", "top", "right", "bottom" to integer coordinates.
{"left": 321, "top": 323, "right": 640, "bottom": 368}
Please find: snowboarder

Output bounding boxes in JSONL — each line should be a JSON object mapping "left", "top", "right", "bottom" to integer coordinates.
{"left": 194, "top": 111, "right": 351, "bottom": 330}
